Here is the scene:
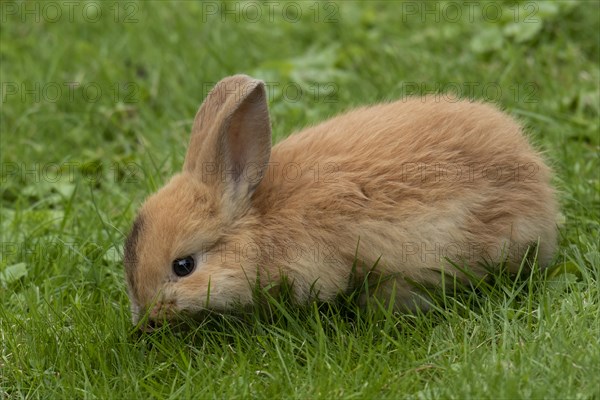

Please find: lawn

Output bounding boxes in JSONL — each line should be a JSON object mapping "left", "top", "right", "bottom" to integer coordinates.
{"left": 1, "top": 1, "right": 599, "bottom": 399}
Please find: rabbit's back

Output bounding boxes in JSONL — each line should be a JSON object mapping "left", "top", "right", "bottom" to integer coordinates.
{"left": 253, "top": 97, "right": 557, "bottom": 302}
{"left": 271, "top": 98, "right": 537, "bottom": 183}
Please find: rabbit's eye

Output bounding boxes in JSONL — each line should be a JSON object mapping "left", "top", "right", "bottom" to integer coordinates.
{"left": 172, "top": 256, "right": 195, "bottom": 277}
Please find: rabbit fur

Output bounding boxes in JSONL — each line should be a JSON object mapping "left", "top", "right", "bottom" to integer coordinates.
{"left": 124, "top": 75, "right": 558, "bottom": 325}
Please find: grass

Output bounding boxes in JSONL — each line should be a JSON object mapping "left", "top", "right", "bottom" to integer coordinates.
{"left": 1, "top": 0, "right": 599, "bottom": 398}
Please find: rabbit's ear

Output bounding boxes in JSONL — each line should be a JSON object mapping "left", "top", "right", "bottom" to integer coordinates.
{"left": 184, "top": 75, "right": 271, "bottom": 212}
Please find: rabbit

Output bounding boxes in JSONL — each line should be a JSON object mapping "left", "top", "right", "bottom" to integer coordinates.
{"left": 123, "top": 74, "right": 558, "bottom": 328}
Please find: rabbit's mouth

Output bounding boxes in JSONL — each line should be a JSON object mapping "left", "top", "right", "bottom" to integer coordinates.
{"left": 136, "top": 316, "right": 191, "bottom": 333}
{"left": 136, "top": 307, "right": 225, "bottom": 332}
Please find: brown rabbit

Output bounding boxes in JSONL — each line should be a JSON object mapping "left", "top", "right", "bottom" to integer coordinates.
{"left": 123, "top": 75, "right": 557, "bottom": 326}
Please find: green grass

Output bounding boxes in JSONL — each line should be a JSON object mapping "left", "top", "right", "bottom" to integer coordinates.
{"left": 1, "top": 1, "right": 599, "bottom": 398}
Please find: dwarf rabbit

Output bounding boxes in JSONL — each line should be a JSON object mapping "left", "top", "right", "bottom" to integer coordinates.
{"left": 123, "top": 75, "right": 557, "bottom": 326}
